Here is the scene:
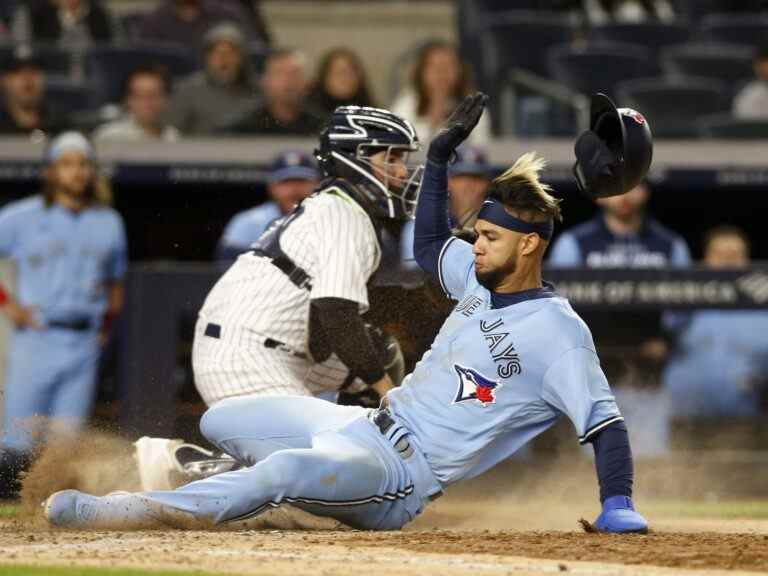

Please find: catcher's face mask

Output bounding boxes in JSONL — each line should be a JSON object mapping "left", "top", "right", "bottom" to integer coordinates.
{"left": 358, "top": 144, "right": 424, "bottom": 219}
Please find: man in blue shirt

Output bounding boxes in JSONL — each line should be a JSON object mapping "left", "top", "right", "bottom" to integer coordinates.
{"left": 548, "top": 182, "right": 692, "bottom": 456}
{"left": 45, "top": 95, "right": 647, "bottom": 534}
{"left": 663, "top": 226, "right": 768, "bottom": 443}
{"left": 217, "top": 150, "right": 318, "bottom": 261}
{"left": 0, "top": 132, "right": 127, "bottom": 499}
{"left": 548, "top": 182, "right": 690, "bottom": 268}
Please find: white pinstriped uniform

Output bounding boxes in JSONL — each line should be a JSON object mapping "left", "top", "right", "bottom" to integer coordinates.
{"left": 193, "top": 187, "right": 381, "bottom": 406}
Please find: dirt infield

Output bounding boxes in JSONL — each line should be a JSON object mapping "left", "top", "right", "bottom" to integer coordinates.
{"left": 2, "top": 485, "right": 767, "bottom": 576}
{"left": 2, "top": 433, "right": 767, "bottom": 575}
{"left": 1, "top": 515, "right": 767, "bottom": 575}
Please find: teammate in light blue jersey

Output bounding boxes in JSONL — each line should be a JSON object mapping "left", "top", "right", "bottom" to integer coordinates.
{"left": 0, "top": 132, "right": 127, "bottom": 499}
{"left": 44, "top": 95, "right": 647, "bottom": 534}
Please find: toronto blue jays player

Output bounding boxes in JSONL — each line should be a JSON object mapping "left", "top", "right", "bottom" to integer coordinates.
{"left": 0, "top": 132, "right": 127, "bottom": 499}
{"left": 45, "top": 95, "right": 647, "bottom": 533}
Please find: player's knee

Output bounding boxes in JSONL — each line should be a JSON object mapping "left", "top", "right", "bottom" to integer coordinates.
{"left": 199, "top": 403, "right": 231, "bottom": 446}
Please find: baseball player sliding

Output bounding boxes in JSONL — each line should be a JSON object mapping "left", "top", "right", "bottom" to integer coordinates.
{"left": 45, "top": 93, "right": 650, "bottom": 533}
{"left": 134, "top": 106, "right": 415, "bottom": 490}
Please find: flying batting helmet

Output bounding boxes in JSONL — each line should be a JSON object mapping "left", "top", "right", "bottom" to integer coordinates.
{"left": 573, "top": 93, "right": 653, "bottom": 199}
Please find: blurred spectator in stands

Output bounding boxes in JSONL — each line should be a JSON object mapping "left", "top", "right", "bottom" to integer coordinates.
{"left": 391, "top": 40, "right": 491, "bottom": 146}
{"left": 217, "top": 150, "right": 317, "bottom": 261}
{"left": 733, "top": 44, "right": 768, "bottom": 120}
{"left": 0, "top": 132, "right": 126, "bottom": 499}
{"left": 662, "top": 226, "right": 768, "bottom": 448}
{"left": 224, "top": 49, "right": 325, "bottom": 135}
{"left": 11, "top": 0, "right": 115, "bottom": 47}
{"left": 548, "top": 183, "right": 690, "bottom": 268}
{"left": 138, "top": 0, "right": 261, "bottom": 52}
{"left": 0, "top": 1, "right": 18, "bottom": 33}
{"left": 232, "top": 0, "right": 271, "bottom": 46}
{"left": 167, "top": 23, "right": 257, "bottom": 135}
{"left": 307, "top": 47, "right": 376, "bottom": 116}
{"left": 400, "top": 145, "right": 492, "bottom": 270}
{"left": 0, "top": 49, "right": 69, "bottom": 137}
{"left": 93, "top": 66, "right": 180, "bottom": 143}
{"left": 583, "top": 0, "right": 675, "bottom": 23}
{"left": 548, "top": 182, "right": 691, "bottom": 456}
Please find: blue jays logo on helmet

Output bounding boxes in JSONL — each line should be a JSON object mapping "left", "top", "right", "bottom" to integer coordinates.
{"left": 316, "top": 106, "right": 423, "bottom": 220}
{"left": 453, "top": 364, "right": 502, "bottom": 406}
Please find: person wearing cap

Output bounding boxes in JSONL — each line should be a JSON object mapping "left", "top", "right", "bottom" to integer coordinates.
{"left": 400, "top": 145, "right": 493, "bottom": 271}
{"left": 0, "top": 49, "right": 69, "bottom": 136}
{"left": 217, "top": 150, "right": 318, "bottom": 262}
{"left": 166, "top": 21, "right": 259, "bottom": 136}
{"left": 0, "top": 132, "right": 127, "bottom": 499}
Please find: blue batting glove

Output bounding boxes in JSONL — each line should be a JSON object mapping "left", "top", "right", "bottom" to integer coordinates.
{"left": 594, "top": 496, "right": 648, "bottom": 534}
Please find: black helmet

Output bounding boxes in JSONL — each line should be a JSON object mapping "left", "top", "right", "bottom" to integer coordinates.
{"left": 573, "top": 93, "right": 653, "bottom": 199}
{"left": 316, "top": 106, "right": 423, "bottom": 220}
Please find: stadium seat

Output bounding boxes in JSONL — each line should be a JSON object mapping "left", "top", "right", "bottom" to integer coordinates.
{"left": 700, "top": 13, "right": 768, "bottom": 48}
{"left": 480, "top": 11, "right": 575, "bottom": 80}
{"left": 45, "top": 79, "right": 96, "bottom": 116}
{"left": 587, "top": 22, "right": 691, "bottom": 59}
{"left": 616, "top": 77, "right": 729, "bottom": 138}
{"left": 85, "top": 44, "right": 199, "bottom": 105}
{"left": 661, "top": 43, "right": 754, "bottom": 88}
{"left": 697, "top": 114, "right": 768, "bottom": 139}
{"left": 547, "top": 43, "right": 655, "bottom": 100}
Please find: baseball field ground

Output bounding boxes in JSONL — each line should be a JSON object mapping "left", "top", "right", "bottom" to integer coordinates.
{"left": 1, "top": 435, "right": 767, "bottom": 576}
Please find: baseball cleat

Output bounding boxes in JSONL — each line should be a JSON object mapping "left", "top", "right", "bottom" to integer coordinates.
{"left": 133, "top": 437, "right": 186, "bottom": 491}
{"left": 134, "top": 437, "right": 238, "bottom": 491}
{"left": 43, "top": 489, "right": 99, "bottom": 528}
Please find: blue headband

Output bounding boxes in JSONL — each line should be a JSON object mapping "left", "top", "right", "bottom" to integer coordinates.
{"left": 477, "top": 200, "right": 554, "bottom": 240}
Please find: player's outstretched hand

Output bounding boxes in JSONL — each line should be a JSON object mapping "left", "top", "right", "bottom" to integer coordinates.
{"left": 592, "top": 496, "right": 648, "bottom": 534}
{"left": 427, "top": 92, "right": 488, "bottom": 165}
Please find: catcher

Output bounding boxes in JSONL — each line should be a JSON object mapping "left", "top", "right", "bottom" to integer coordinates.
{"left": 134, "top": 106, "right": 416, "bottom": 490}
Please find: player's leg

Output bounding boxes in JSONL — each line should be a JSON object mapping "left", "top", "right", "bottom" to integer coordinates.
{"left": 199, "top": 395, "right": 365, "bottom": 465}
{"left": 46, "top": 421, "right": 413, "bottom": 531}
{"left": 0, "top": 332, "right": 58, "bottom": 497}
{"left": 46, "top": 340, "right": 100, "bottom": 438}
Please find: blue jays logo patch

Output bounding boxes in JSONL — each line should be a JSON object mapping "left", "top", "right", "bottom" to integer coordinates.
{"left": 453, "top": 364, "right": 502, "bottom": 406}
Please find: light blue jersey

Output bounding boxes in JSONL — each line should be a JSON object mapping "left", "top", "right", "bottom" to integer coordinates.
{"left": 0, "top": 195, "right": 127, "bottom": 326}
{"left": 388, "top": 237, "right": 623, "bottom": 485}
{"left": 218, "top": 202, "right": 282, "bottom": 260}
{"left": 0, "top": 194, "right": 126, "bottom": 451}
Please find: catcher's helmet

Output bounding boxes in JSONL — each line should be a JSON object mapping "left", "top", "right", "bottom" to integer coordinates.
{"left": 316, "top": 106, "right": 423, "bottom": 220}
{"left": 573, "top": 93, "right": 653, "bottom": 199}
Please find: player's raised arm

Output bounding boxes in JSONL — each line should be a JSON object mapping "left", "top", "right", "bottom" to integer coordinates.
{"left": 413, "top": 93, "right": 487, "bottom": 280}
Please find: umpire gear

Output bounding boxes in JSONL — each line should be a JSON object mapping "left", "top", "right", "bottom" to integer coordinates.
{"left": 573, "top": 93, "right": 653, "bottom": 199}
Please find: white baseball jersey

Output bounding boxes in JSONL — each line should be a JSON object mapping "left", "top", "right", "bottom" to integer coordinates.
{"left": 194, "top": 186, "right": 381, "bottom": 405}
